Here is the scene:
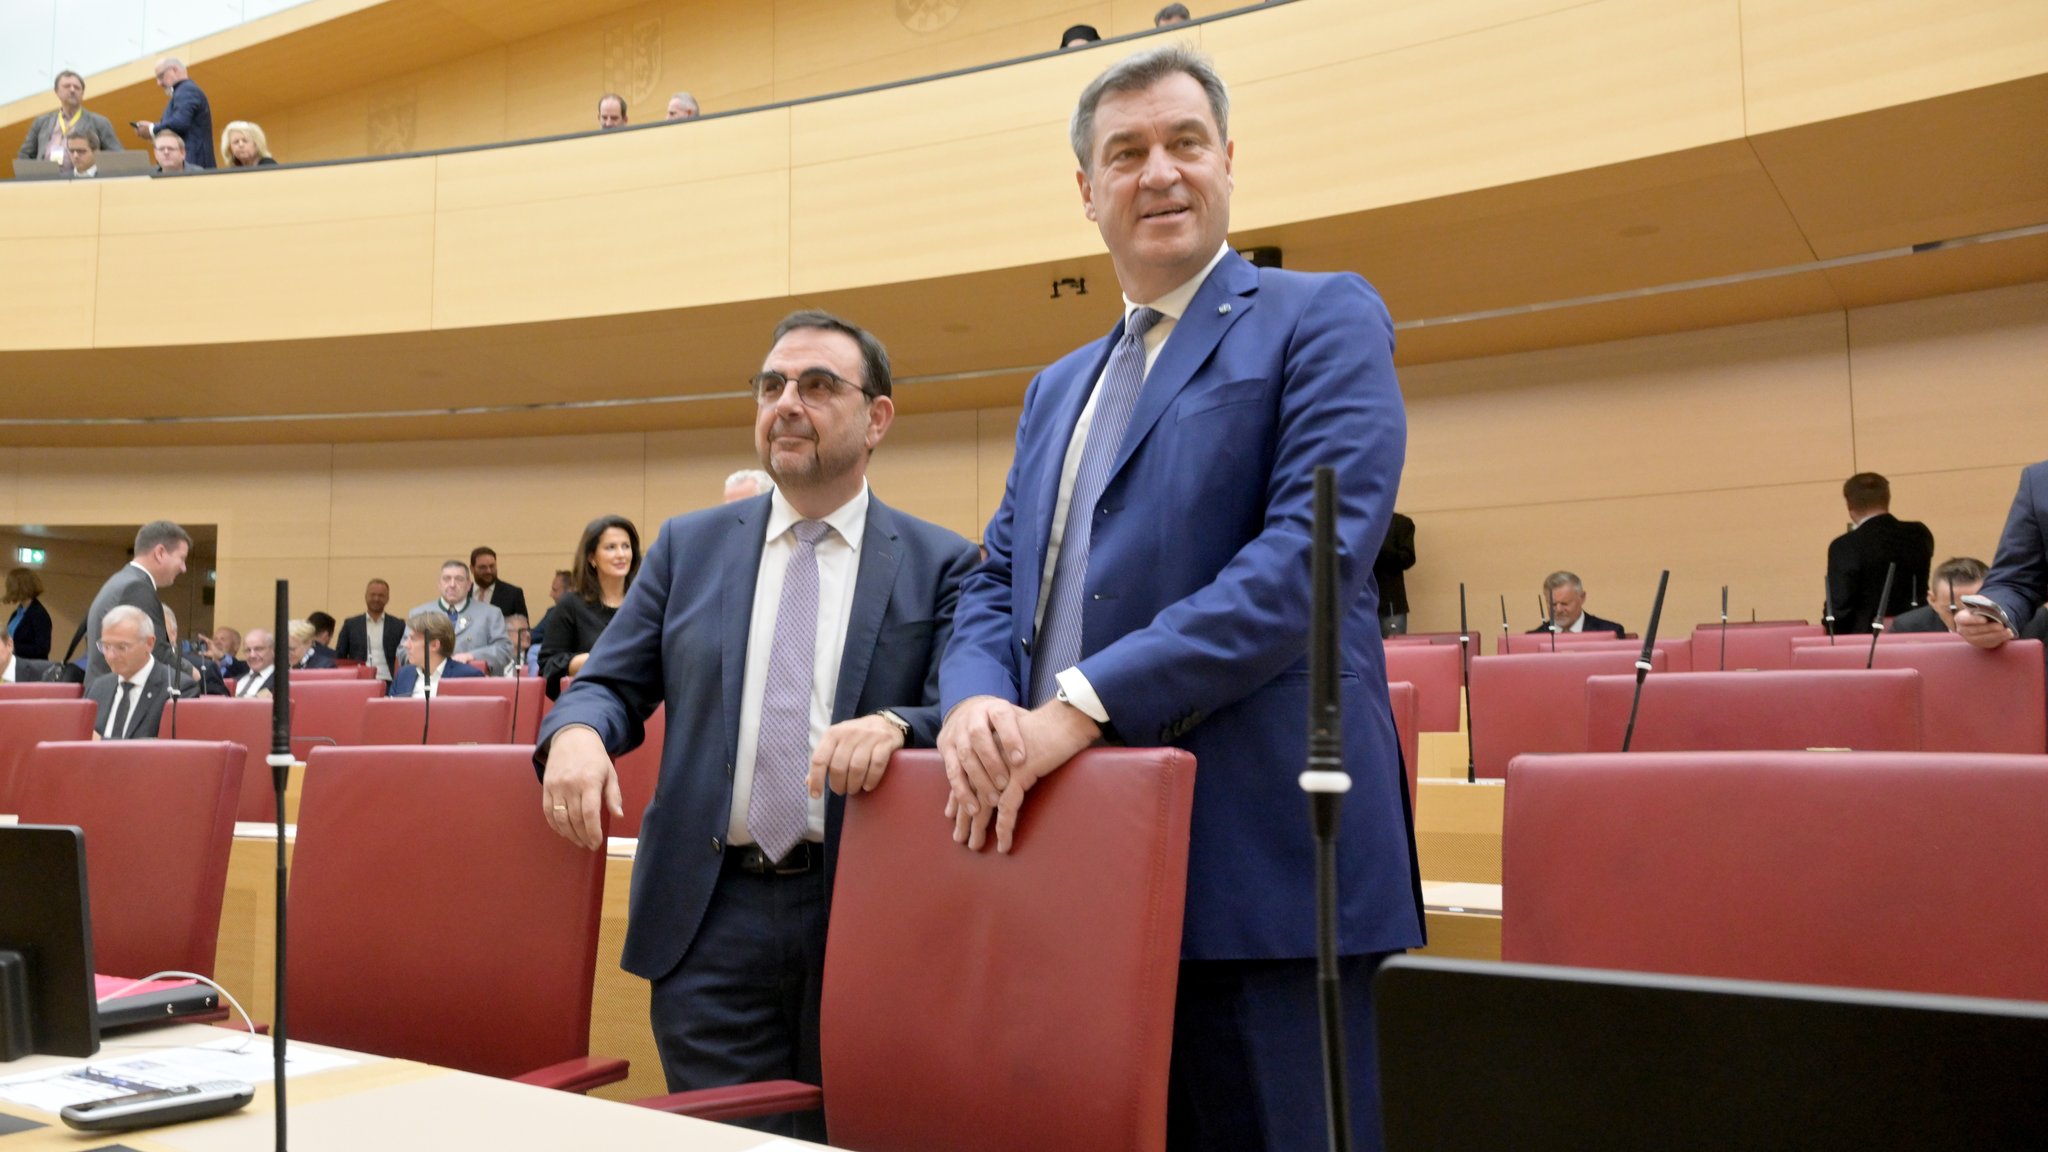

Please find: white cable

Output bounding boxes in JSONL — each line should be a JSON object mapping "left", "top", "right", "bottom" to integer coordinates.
{"left": 97, "top": 970, "right": 258, "bottom": 1053}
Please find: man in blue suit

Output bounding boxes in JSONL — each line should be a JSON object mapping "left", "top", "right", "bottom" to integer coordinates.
{"left": 1958, "top": 460, "right": 2048, "bottom": 648}
{"left": 535, "top": 311, "right": 977, "bottom": 1141}
{"left": 133, "top": 58, "right": 213, "bottom": 169}
{"left": 937, "top": 45, "right": 1423, "bottom": 1152}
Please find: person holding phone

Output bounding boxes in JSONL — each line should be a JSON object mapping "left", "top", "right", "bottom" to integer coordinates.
{"left": 1956, "top": 460, "right": 2048, "bottom": 648}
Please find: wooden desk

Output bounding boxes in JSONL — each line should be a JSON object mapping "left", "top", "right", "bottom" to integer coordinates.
{"left": 0, "top": 1024, "right": 825, "bottom": 1150}
{"left": 1415, "top": 778, "right": 1505, "bottom": 884}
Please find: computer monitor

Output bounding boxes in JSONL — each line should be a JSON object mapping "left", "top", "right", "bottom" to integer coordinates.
{"left": 1375, "top": 956, "right": 2048, "bottom": 1150}
{"left": 0, "top": 825, "right": 99, "bottom": 1061}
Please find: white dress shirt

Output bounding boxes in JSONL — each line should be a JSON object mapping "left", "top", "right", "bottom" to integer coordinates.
{"left": 1, "top": 656, "right": 17, "bottom": 683}
{"left": 1040, "top": 243, "right": 1232, "bottom": 724}
{"left": 102, "top": 657, "right": 157, "bottom": 738}
{"left": 409, "top": 659, "right": 452, "bottom": 697}
{"left": 725, "top": 483, "right": 868, "bottom": 845}
{"left": 237, "top": 665, "right": 275, "bottom": 698}
{"left": 364, "top": 614, "right": 391, "bottom": 681}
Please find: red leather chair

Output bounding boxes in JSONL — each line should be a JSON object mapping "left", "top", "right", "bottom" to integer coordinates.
{"left": 10, "top": 740, "right": 242, "bottom": 978}
{"left": 288, "top": 679, "right": 385, "bottom": 753}
{"left": 1387, "top": 631, "right": 1488, "bottom": 656}
{"left": 1584, "top": 669, "right": 1922, "bottom": 754}
{"left": 1468, "top": 649, "right": 1665, "bottom": 779}
{"left": 435, "top": 676, "right": 544, "bottom": 744}
{"left": 360, "top": 697, "right": 514, "bottom": 745}
{"left": 1503, "top": 751, "right": 2048, "bottom": 1000}
{"left": 1791, "top": 633, "right": 1965, "bottom": 648}
{"left": 1498, "top": 633, "right": 1629, "bottom": 655}
{"left": 609, "top": 704, "right": 665, "bottom": 840}
{"left": 1384, "top": 642, "right": 1464, "bottom": 733}
{"left": 1690, "top": 624, "right": 1822, "bottom": 671}
{"left": 287, "top": 745, "right": 625, "bottom": 1091}
{"left": 286, "top": 668, "right": 361, "bottom": 682}
{"left": 163, "top": 697, "right": 283, "bottom": 823}
{"left": 1388, "top": 681, "right": 1419, "bottom": 810}
{"left": 1791, "top": 640, "right": 2045, "bottom": 754}
{"left": 1497, "top": 635, "right": 1692, "bottom": 670}
{"left": 0, "top": 681, "right": 83, "bottom": 699}
{"left": 0, "top": 698, "right": 96, "bottom": 811}
{"left": 638, "top": 749, "right": 1196, "bottom": 1152}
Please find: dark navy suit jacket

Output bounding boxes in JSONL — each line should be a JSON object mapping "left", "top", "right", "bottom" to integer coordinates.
{"left": 941, "top": 250, "right": 1425, "bottom": 962}
{"left": 157, "top": 80, "right": 214, "bottom": 168}
{"left": 536, "top": 492, "right": 977, "bottom": 982}
{"left": 386, "top": 660, "right": 483, "bottom": 696}
{"left": 1982, "top": 461, "right": 2048, "bottom": 633}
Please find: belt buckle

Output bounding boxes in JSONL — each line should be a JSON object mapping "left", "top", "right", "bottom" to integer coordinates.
{"left": 768, "top": 842, "right": 813, "bottom": 875}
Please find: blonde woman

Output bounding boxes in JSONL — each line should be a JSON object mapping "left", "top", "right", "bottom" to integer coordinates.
{"left": 220, "top": 120, "right": 277, "bottom": 167}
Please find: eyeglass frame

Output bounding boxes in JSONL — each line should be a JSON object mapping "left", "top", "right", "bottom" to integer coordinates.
{"left": 748, "top": 369, "right": 876, "bottom": 408}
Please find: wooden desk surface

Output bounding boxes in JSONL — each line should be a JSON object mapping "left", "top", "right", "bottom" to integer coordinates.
{"left": 0, "top": 1024, "right": 825, "bottom": 1151}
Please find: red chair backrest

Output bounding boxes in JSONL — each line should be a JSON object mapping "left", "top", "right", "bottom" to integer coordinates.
{"left": 0, "top": 699, "right": 96, "bottom": 811}
{"left": 1690, "top": 624, "right": 1823, "bottom": 671}
{"left": 435, "top": 676, "right": 544, "bottom": 744}
{"left": 822, "top": 749, "right": 1193, "bottom": 1152}
{"left": 1503, "top": 751, "right": 2048, "bottom": 1000}
{"left": 1387, "top": 681, "right": 1419, "bottom": 811}
{"left": 288, "top": 745, "right": 606, "bottom": 1078}
{"left": 1791, "top": 632, "right": 1965, "bottom": 647}
{"left": 1468, "top": 650, "right": 1665, "bottom": 779}
{"left": 10, "top": 740, "right": 242, "bottom": 978}
{"left": 1383, "top": 643, "right": 1463, "bottom": 733}
{"left": 1496, "top": 635, "right": 1692, "bottom": 670}
{"left": 1387, "top": 631, "right": 1488, "bottom": 656}
{"left": 610, "top": 704, "right": 664, "bottom": 840}
{"left": 0, "top": 682, "right": 83, "bottom": 699}
{"left": 1498, "top": 633, "right": 1628, "bottom": 655}
{"left": 286, "top": 668, "right": 361, "bottom": 681}
{"left": 1791, "top": 641, "right": 2045, "bottom": 754}
{"left": 360, "top": 697, "right": 514, "bottom": 746}
{"left": 288, "top": 680, "right": 385, "bottom": 751}
{"left": 164, "top": 697, "right": 282, "bottom": 823}
{"left": 1584, "top": 669, "right": 1922, "bottom": 754}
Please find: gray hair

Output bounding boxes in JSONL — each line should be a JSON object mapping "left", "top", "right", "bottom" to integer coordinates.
{"left": 1070, "top": 43, "right": 1230, "bottom": 171}
{"left": 724, "top": 469, "right": 775, "bottom": 495}
{"left": 104, "top": 603, "right": 157, "bottom": 640}
{"left": 1542, "top": 571, "right": 1585, "bottom": 595}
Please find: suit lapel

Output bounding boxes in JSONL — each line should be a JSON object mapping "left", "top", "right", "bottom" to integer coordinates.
{"left": 833, "top": 499, "right": 903, "bottom": 722}
{"left": 721, "top": 496, "right": 771, "bottom": 760}
{"left": 1107, "top": 252, "right": 1258, "bottom": 484}
{"left": 1021, "top": 335, "right": 1118, "bottom": 605}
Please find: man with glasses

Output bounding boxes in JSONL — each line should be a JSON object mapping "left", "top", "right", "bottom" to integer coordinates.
{"left": 132, "top": 57, "right": 214, "bottom": 169}
{"left": 87, "top": 606, "right": 177, "bottom": 740}
{"left": 18, "top": 71, "right": 122, "bottom": 170}
{"left": 536, "top": 310, "right": 977, "bottom": 1142}
{"left": 85, "top": 520, "right": 190, "bottom": 682}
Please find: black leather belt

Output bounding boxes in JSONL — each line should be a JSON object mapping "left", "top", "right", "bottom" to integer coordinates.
{"left": 730, "top": 840, "right": 820, "bottom": 876}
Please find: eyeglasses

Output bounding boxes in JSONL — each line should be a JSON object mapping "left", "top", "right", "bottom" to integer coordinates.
{"left": 96, "top": 639, "right": 143, "bottom": 655}
{"left": 749, "top": 370, "right": 866, "bottom": 408}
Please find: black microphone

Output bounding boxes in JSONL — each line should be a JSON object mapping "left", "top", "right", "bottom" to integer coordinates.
{"left": 266, "top": 580, "right": 291, "bottom": 1152}
{"left": 1497, "top": 593, "right": 1508, "bottom": 652}
{"left": 420, "top": 645, "right": 436, "bottom": 746}
{"left": 1459, "top": 583, "right": 1475, "bottom": 784}
{"left": 508, "top": 660, "right": 524, "bottom": 744}
{"left": 1297, "top": 466, "right": 1354, "bottom": 1152}
{"left": 1620, "top": 570, "right": 1670, "bottom": 752}
{"left": 1824, "top": 580, "right": 1837, "bottom": 645}
{"left": 1867, "top": 561, "right": 1896, "bottom": 670}
{"left": 1539, "top": 593, "right": 1555, "bottom": 651}
{"left": 1719, "top": 585, "right": 1729, "bottom": 671}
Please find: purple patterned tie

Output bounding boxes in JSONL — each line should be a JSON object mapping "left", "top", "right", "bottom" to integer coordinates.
{"left": 748, "top": 519, "right": 830, "bottom": 862}
{"left": 1031, "top": 307, "right": 1164, "bottom": 707}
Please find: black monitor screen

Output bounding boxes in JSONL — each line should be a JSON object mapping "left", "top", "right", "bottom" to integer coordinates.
{"left": 0, "top": 825, "right": 98, "bottom": 1060}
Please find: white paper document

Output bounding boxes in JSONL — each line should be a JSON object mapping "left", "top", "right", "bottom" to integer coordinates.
{"left": 0, "top": 1036, "right": 356, "bottom": 1114}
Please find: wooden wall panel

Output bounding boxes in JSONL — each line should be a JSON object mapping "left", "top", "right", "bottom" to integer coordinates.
{"left": 975, "top": 406, "right": 1023, "bottom": 546}
{"left": 643, "top": 426, "right": 757, "bottom": 531}
{"left": 864, "top": 410, "right": 983, "bottom": 541}
{"left": 0, "top": 183, "right": 101, "bottom": 351}
{"left": 772, "top": 0, "right": 1114, "bottom": 102}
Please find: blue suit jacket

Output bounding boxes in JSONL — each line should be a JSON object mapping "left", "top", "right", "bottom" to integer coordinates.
{"left": 1982, "top": 461, "right": 2048, "bottom": 633}
{"left": 386, "top": 660, "right": 483, "bottom": 696}
{"left": 157, "top": 80, "right": 214, "bottom": 169}
{"left": 536, "top": 492, "right": 977, "bottom": 982}
{"left": 942, "top": 251, "right": 1425, "bottom": 961}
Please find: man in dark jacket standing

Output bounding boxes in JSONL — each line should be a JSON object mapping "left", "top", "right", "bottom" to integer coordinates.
{"left": 1826, "top": 472, "right": 1934, "bottom": 634}
{"left": 133, "top": 58, "right": 214, "bottom": 169}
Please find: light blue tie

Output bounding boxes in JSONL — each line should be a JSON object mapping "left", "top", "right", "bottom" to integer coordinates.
{"left": 748, "top": 520, "right": 831, "bottom": 863}
{"left": 1031, "top": 307, "right": 1163, "bottom": 707}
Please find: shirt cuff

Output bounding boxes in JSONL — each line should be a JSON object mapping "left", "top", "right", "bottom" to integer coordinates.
{"left": 1053, "top": 667, "right": 1110, "bottom": 725}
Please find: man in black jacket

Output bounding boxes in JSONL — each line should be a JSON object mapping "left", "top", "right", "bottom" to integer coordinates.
{"left": 1530, "top": 570, "right": 1626, "bottom": 637}
{"left": 1375, "top": 511, "right": 1415, "bottom": 637}
{"left": 1827, "top": 472, "right": 1934, "bottom": 635}
{"left": 335, "top": 578, "right": 404, "bottom": 682}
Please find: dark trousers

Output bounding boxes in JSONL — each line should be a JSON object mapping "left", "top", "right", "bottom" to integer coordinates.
{"left": 648, "top": 853, "right": 828, "bottom": 1142}
{"left": 1167, "top": 953, "right": 1390, "bottom": 1152}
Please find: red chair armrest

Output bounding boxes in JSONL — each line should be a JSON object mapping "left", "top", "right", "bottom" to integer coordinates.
{"left": 512, "top": 1056, "right": 629, "bottom": 1094}
{"left": 632, "top": 1080, "right": 822, "bottom": 1121}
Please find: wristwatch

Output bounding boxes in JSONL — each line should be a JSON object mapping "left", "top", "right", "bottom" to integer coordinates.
{"left": 873, "top": 709, "right": 912, "bottom": 740}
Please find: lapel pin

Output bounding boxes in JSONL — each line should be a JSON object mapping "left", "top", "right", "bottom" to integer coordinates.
{"left": 1217, "top": 303, "right": 1232, "bottom": 315}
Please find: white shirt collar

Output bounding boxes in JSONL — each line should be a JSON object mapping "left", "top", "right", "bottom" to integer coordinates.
{"left": 764, "top": 480, "right": 869, "bottom": 553}
{"left": 126, "top": 559, "right": 158, "bottom": 589}
{"left": 2, "top": 655, "right": 15, "bottom": 682}
{"left": 1123, "top": 244, "right": 1232, "bottom": 325}
{"left": 1850, "top": 510, "right": 1883, "bottom": 529}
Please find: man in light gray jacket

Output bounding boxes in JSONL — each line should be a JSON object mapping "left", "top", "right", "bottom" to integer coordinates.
{"left": 18, "top": 71, "right": 123, "bottom": 169}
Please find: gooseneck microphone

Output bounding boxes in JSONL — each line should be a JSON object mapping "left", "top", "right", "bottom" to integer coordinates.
{"left": 1497, "top": 594, "right": 1509, "bottom": 652}
{"left": 1297, "top": 467, "right": 1354, "bottom": 1152}
{"left": 1867, "top": 561, "right": 1896, "bottom": 670}
{"left": 1458, "top": 583, "right": 1475, "bottom": 784}
{"left": 267, "top": 580, "right": 292, "bottom": 1152}
{"left": 1620, "top": 570, "right": 1671, "bottom": 752}
{"left": 1540, "top": 593, "right": 1556, "bottom": 651}
{"left": 1824, "top": 580, "right": 1837, "bottom": 645}
{"left": 419, "top": 651, "right": 436, "bottom": 746}
{"left": 1719, "top": 585, "right": 1730, "bottom": 671}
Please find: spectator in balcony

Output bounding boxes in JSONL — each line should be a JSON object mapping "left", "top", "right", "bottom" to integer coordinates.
{"left": 19, "top": 71, "right": 122, "bottom": 169}
{"left": 1155, "top": 4, "right": 1193, "bottom": 25}
{"left": 134, "top": 58, "right": 214, "bottom": 169}
{"left": 666, "top": 92, "right": 701, "bottom": 120}
{"left": 64, "top": 132, "right": 103, "bottom": 177}
{"left": 599, "top": 93, "right": 629, "bottom": 130}
{"left": 4, "top": 567, "right": 53, "bottom": 661}
{"left": 153, "top": 129, "right": 189, "bottom": 174}
{"left": 540, "top": 514, "right": 641, "bottom": 700}
{"left": 1061, "top": 24, "right": 1101, "bottom": 48}
{"left": 221, "top": 121, "right": 278, "bottom": 167}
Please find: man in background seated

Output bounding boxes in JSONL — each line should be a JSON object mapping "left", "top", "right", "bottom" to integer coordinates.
{"left": 89, "top": 606, "right": 175, "bottom": 740}
{"left": 236, "top": 629, "right": 277, "bottom": 697}
{"left": 389, "top": 611, "right": 484, "bottom": 696}
{"left": 1891, "top": 557, "right": 1986, "bottom": 633}
{"left": 403, "top": 560, "right": 512, "bottom": 674}
{"left": 723, "top": 468, "right": 775, "bottom": 503}
{"left": 162, "top": 605, "right": 223, "bottom": 696}
{"left": 532, "top": 568, "right": 573, "bottom": 656}
{"left": 0, "top": 630, "right": 56, "bottom": 683}
{"left": 666, "top": 92, "right": 700, "bottom": 120}
{"left": 471, "top": 546, "right": 528, "bottom": 622}
{"left": 1531, "top": 570, "right": 1625, "bottom": 636}
{"left": 1958, "top": 460, "right": 2047, "bottom": 650}
{"left": 65, "top": 132, "right": 100, "bottom": 177}
{"left": 1156, "top": 3, "right": 1193, "bottom": 25}
{"left": 506, "top": 613, "right": 533, "bottom": 676}
{"left": 598, "top": 93, "right": 628, "bottom": 130}
{"left": 153, "top": 129, "right": 188, "bottom": 174}
{"left": 1827, "top": 471, "right": 1934, "bottom": 634}
{"left": 306, "top": 611, "right": 340, "bottom": 664}
{"left": 210, "top": 626, "right": 248, "bottom": 679}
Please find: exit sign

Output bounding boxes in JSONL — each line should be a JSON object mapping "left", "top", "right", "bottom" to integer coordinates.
{"left": 13, "top": 547, "right": 44, "bottom": 565}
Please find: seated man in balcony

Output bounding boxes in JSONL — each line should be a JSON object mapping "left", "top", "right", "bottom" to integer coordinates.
{"left": 153, "top": 129, "right": 189, "bottom": 175}
{"left": 598, "top": 93, "right": 628, "bottom": 130}
{"left": 666, "top": 92, "right": 700, "bottom": 120}
{"left": 1530, "top": 570, "right": 1626, "bottom": 636}
{"left": 65, "top": 132, "right": 101, "bottom": 177}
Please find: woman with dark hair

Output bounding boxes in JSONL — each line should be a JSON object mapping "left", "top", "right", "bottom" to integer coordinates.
{"left": 541, "top": 514, "right": 641, "bottom": 699}
{"left": 4, "top": 568, "right": 53, "bottom": 660}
